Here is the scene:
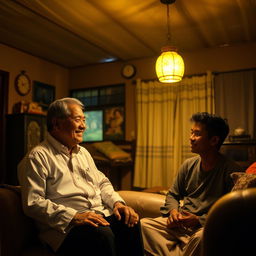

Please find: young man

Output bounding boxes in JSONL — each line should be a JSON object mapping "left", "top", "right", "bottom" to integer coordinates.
{"left": 141, "top": 112, "right": 243, "bottom": 256}
{"left": 18, "top": 97, "right": 144, "bottom": 256}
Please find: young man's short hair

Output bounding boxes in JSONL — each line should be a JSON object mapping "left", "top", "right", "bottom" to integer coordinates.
{"left": 191, "top": 112, "right": 229, "bottom": 149}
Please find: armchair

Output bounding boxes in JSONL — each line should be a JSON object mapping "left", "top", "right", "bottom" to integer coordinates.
{"left": 202, "top": 188, "right": 256, "bottom": 256}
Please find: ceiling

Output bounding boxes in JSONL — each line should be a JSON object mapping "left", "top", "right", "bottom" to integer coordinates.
{"left": 0, "top": 0, "right": 255, "bottom": 68}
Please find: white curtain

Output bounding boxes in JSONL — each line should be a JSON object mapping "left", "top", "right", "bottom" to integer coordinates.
{"left": 215, "top": 69, "right": 256, "bottom": 139}
{"left": 134, "top": 72, "right": 215, "bottom": 188}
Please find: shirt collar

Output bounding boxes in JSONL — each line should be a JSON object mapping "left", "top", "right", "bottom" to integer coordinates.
{"left": 46, "top": 132, "right": 81, "bottom": 155}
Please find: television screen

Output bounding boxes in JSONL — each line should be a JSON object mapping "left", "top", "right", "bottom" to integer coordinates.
{"left": 83, "top": 110, "right": 103, "bottom": 142}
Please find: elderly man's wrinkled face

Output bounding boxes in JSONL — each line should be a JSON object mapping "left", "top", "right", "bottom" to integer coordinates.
{"left": 55, "top": 103, "right": 86, "bottom": 150}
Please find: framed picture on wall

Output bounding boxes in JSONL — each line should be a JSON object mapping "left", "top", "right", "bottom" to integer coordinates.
{"left": 33, "top": 81, "right": 55, "bottom": 110}
{"left": 104, "top": 106, "right": 125, "bottom": 141}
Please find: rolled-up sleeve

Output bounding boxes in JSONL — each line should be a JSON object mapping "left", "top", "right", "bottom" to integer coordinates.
{"left": 160, "top": 163, "right": 187, "bottom": 216}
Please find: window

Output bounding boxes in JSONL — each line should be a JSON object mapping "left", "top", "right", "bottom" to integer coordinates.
{"left": 70, "top": 84, "right": 125, "bottom": 142}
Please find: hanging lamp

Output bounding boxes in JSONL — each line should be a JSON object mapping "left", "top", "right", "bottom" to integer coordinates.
{"left": 156, "top": 0, "right": 184, "bottom": 83}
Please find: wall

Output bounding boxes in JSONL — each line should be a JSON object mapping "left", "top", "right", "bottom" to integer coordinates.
{"left": 70, "top": 42, "right": 256, "bottom": 141}
{"left": 1, "top": 42, "right": 256, "bottom": 141}
{"left": 0, "top": 44, "right": 69, "bottom": 114}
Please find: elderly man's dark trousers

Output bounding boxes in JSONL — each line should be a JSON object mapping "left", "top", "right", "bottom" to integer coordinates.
{"left": 57, "top": 214, "right": 144, "bottom": 256}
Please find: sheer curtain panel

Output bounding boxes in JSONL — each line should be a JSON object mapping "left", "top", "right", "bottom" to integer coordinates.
{"left": 134, "top": 72, "right": 215, "bottom": 188}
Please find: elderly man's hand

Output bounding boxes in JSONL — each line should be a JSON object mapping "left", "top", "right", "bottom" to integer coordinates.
{"left": 113, "top": 202, "right": 139, "bottom": 227}
{"left": 71, "top": 211, "right": 110, "bottom": 227}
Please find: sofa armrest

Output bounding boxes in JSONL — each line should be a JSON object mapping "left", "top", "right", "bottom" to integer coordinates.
{"left": 0, "top": 185, "right": 56, "bottom": 256}
{"left": 118, "top": 190, "right": 165, "bottom": 218}
{"left": 0, "top": 185, "right": 38, "bottom": 256}
{"left": 202, "top": 188, "right": 256, "bottom": 256}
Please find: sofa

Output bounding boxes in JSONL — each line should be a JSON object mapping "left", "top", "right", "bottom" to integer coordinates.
{"left": 202, "top": 187, "right": 256, "bottom": 256}
{"left": 3, "top": 182, "right": 256, "bottom": 256}
{"left": 0, "top": 185, "right": 165, "bottom": 256}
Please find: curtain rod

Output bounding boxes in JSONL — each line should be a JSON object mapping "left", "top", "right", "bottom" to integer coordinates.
{"left": 132, "top": 67, "right": 256, "bottom": 84}
{"left": 132, "top": 72, "right": 207, "bottom": 84}
{"left": 213, "top": 67, "right": 256, "bottom": 75}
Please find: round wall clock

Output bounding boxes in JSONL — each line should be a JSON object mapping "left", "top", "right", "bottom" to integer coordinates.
{"left": 15, "top": 70, "right": 31, "bottom": 96}
{"left": 121, "top": 64, "right": 136, "bottom": 79}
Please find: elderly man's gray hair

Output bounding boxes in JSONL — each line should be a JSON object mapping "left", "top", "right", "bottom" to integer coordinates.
{"left": 47, "top": 97, "right": 84, "bottom": 131}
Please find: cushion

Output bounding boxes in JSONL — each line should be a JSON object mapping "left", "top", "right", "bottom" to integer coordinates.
{"left": 231, "top": 172, "right": 256, "bottom": 191}
{"left": 92, "top": 141, "right": 131, "bottom": 160}
{"left": 245, "top": 162, "right": 256, "bottom": 174}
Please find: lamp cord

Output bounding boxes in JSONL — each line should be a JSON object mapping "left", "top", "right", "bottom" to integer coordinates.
{"left": 166, "top": 3, "right": 171, "bottom": 44}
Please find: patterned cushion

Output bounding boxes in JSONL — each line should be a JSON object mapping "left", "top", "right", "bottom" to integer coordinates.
{"left": 231, "top": 172, "right": 256, "bottom": 191}
{"left": 245, "top": 162, "right": 256, "bottom": 174}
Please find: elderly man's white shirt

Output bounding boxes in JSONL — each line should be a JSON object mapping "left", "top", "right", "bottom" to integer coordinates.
{"left": 18, "top": 133, "right": 124, "bottom": 251}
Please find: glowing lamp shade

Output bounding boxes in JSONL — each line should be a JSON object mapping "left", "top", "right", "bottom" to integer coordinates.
{"left": 156, "top": 47, "right": 185, "bottom": 83}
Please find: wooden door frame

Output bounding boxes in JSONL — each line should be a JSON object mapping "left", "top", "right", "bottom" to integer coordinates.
{"left": 0, "top": 70, "right": 9, "bottom": 183}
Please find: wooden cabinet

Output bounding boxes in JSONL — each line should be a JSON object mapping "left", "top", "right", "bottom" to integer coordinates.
{"left": 220, "top": 142, "right": 256, "bottom": 170}
{"left": 6, "top": 114, "right": 46, "bottom": 185}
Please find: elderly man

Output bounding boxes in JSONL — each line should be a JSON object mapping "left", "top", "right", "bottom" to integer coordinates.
{"left": 141, "top": 112, "right": 242, "bottom": 256}
{"left": 18, "top": 97, "right": 144, "bottom": 256}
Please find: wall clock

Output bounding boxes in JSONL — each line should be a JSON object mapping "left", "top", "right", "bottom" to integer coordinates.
{"left": 15, "top": 70, "right": 31, "bottom": 96}
{"left": 121, "top": 64, "right": 136, "bottom": 79}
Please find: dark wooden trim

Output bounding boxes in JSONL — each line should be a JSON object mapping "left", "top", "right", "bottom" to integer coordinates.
{"left": 0, "top": 70, "right": 9, "bottom": 183}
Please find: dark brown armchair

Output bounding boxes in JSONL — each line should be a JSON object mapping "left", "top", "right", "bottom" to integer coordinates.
{"left": 202, "top": 188, "right": 256, "bottom": 256}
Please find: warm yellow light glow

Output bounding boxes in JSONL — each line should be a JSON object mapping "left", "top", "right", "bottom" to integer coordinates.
{"left": 156, "top": 47, "right": 185, "bottom": 83}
